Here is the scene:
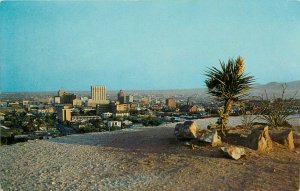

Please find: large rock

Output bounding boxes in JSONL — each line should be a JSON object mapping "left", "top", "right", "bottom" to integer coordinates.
{"left": 197, "top": 129, "right": 222, "bottom": 147}
{"left": 270, "top": 130, "right": 295, "bottom": 150}
{"left": 248, "top": 126, "right": 273, "bottom": 152}
{"left": 221, "top": 146, "right": 246, "bottom": 160}
{"left": 174, "top": 121, "right": 199, "bottom": 140}
{"left": 285, "top": 131, "right": 295, "bottom": 150}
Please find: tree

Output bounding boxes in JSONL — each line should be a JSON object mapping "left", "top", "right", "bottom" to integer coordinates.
{"left": 205, "top": 56, "right": 254, "bottom": 135}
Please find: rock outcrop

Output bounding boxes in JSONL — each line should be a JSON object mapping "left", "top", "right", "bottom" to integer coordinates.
{"left": 197, "top": 129, "right": 222, "bottom": 147}
{"left": 248, "top": 126, "right": 272, "bottom": 152}
{"left": 174, "top": 121, "right": 199, "bottom": 140}
{"left": 270, "top": 130, "right": 295, "bottom": 150}
{"left": 221, "top": 146, "right": 246, "bottom": 160}
{"left": 285, "top": 131, "right": 295, "bottom": 150}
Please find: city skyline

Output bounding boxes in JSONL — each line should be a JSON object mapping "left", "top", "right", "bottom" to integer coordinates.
{"left": 1, "top": 0, "right": 300, "bottom": 92}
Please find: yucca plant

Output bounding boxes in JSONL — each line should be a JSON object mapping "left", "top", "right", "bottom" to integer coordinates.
{"left": 205, "top": 56, "right": 254, "bottom": 135}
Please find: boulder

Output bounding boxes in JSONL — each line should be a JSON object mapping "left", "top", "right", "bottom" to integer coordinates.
{"left": 248, "top": 126, "right": 272, "bottom": 152}
{"left": 270, "top": 130, "right": 295, "bottom": 150}
{"left": 221, "top": 146, "right": 246, "bottom": 160}
{"left": 174, "top": 121, "right": 199, "bottom": 140}
{"left": 285, "top": 131, "right": 295, "bottom": 150}
{"left": 197, "top": 129, "right": 222, "bottom": 147}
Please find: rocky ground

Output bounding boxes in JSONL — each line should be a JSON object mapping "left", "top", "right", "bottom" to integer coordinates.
{"left": 1, "top": 120, "right": 300, "bottom": 191}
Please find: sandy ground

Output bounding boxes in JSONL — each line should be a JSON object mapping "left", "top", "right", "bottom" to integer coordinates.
{"left": 0, "top": 117, "right": 300, "bottom": 191}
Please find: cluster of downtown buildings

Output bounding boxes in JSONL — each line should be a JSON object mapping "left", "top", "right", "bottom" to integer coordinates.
{"left": 55, "top": 85, "right": 134, "bottom": 124}
{"left": 0, "top": 84, "right": 226, "bottom": 144}
{"left": 54, "top": 85, "right": 206, "bottom": 124}
{"left": 4, "top": 84, "right": 298, "bottom": 144}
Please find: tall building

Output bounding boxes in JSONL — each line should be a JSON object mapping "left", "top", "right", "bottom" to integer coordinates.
{"left": 61, "top": 93, "right": 76, "bottom": 104}
{"left": 88, "top": 85, "right": 109, "bottom": 107}
{"left": 54, "top": 96, "right": 61, "bottom": 104}
{"left": 58, "top": 89, "right": 65, "bottom": 97}
{"left": 126, "top": 95, "right": 134, "bottom": 103}
{"left": 62, "top": 109, "right": 72, "bottom": 121}
{"left": 55, "top": 89, "right": 76, "bottom": 105}
{"left": 117, "top": 90, "right": 126, "bottom": 104}
{"left": 166, "top": 98, "right": 176, "bottom": 108}
{"left": 91, "top": 85, "right": 106, "bottom": 101}
{"left": 56, "top": 106, "right": 72, "bottom": 121}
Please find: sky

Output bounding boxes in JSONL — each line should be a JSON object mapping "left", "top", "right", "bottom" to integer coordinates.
{"left": 1, "top": 0, "right": 300, "bottom": 92}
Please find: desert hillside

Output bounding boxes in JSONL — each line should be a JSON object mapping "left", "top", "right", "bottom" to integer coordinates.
{"left": 0, "top": 118, "right": 299, "bottom": 191}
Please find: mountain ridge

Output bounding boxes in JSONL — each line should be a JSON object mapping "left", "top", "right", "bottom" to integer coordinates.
{"left": 1, "top": 80, "right": 299, "bottom": 99}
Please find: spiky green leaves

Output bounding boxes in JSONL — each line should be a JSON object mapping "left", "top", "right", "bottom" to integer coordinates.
{"left": 205, "top": 57, "right": 254, "bottom": 101}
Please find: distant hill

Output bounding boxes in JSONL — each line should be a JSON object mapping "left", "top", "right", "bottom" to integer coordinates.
{"left": 1, "top": 81, "right": 299, "bottom": 100}
{"left": 111, "top": 81, "right": 300, "bottom": 99}
{"left": 248, "top": 80, "right": 300, "bottom": 99}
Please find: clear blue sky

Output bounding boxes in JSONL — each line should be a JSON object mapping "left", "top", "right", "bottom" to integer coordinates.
{"left": 1, "top": 0, "right": 300, "bottom": 92}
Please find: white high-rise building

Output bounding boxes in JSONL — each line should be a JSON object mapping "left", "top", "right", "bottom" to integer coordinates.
{"left": 88, "top": 85, "right": 109, "bottom": 107}
{"left": 91, "top": 85, "right": 106, "bottom": 101}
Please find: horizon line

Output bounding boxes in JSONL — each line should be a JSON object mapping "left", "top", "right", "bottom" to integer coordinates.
{"left": 1, "top": 80, "right": 299, "bottom": 94}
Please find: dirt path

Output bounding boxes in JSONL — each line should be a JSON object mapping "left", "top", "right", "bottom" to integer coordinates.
{"left": 0, "top": 125, "right": 299, "bottom": 191}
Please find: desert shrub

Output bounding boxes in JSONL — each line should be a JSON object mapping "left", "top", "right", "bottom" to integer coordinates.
{"left": 240, "top": 107, "right": 260, "bottom": 129}
{"left": 109, "top": 125, "right": 121, "bottom": 131}
{"left": 260, "top": 84, "right": 298, "bottom": 128}
{"left": 241, "top": 114, "right": 257, "bottom": 129}
{"left": 142, "top": 118, "right": 162, "bottom": 126}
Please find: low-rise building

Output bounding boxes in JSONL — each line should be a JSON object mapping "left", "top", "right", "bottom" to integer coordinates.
{"left": 96, "top": 103, "right": 113, "bottom": 114}
{"left": 73, "top": 98, "right": 82, "bottom": 107}
{"left": 130, "top": 102, "right": 140, "bottom": 111}
{"left": 114, "top": 104, "right": 130, "bottom": 112}
{"left": 122, "top": 120, "right": 133, "bottom": 126}
{"left": 126, "top": 95, "right": 134, "bottom": 103}
{"left": 113, "top": 112, "right": 130, "bottom": 117}
{"left": 101, "top": 112, "right": 113, "bottom": 119}
{"left": 88, "top": 99, "right": 110, "bottom": 108}
{"left": 107, "top": 121, "right": 122, "bottom": 128}
{"left": 71, "top": 115, "right": 101, "bottom": 122}
{"left": 140, "top": 97, "right": 150, "bottom": 106}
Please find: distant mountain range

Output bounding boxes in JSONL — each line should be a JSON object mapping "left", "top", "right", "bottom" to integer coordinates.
{"left": 248, "top": 81, "right": 300, "bottom": 99}
{"left": 107, "top": 80, "right": 300, "bottom": 99}
{"left": 1, "top": 81, "right": 300, "bottom": 99}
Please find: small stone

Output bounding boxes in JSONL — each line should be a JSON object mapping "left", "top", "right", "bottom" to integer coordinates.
{"left": 221, "top": 146, "right": 246, "bottom": 160}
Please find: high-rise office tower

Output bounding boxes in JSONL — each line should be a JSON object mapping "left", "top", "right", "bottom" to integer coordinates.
{"left": 166, "top": 98, "right": 176, "bottom": 108}
{"left": 58, "top": 89, "right": 65, "bottom": 97}
{"left": 91, "top": 85, "right": 106, "bottom": 101}
{"left": 117, "top": 90, "right": 126, "bottom": 104}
